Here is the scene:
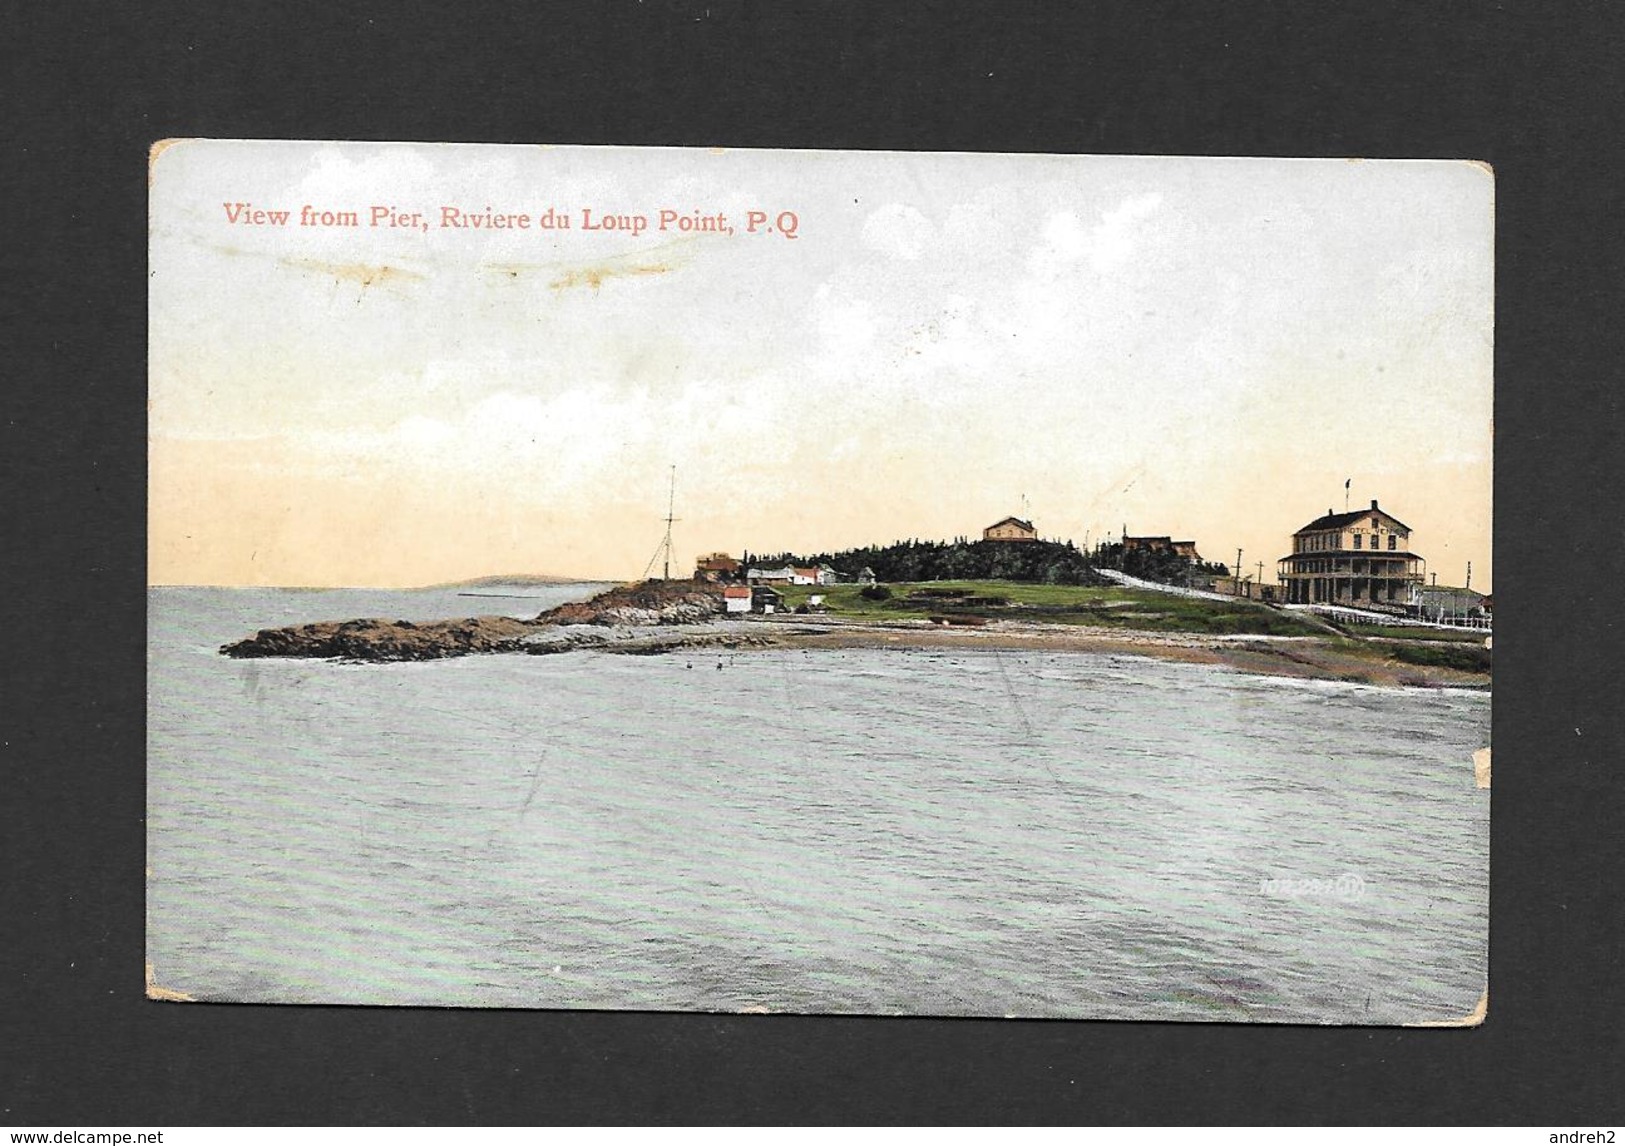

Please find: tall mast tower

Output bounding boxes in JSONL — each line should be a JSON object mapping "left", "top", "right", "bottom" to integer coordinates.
{"left": 642, "top": 466, "right": 680, "bottom": 581}
{"left": 661, "top": 466, "right": 677, "bottom": 581}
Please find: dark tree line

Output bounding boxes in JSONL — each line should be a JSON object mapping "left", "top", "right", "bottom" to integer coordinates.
{"left": 742, "top": 538, "right": 1108, "bottom": 586}
{"left": 733, "top": 537, "right": 1230, "bottom": 588}
{"left": 1095, "top": 542, "right": 1232, "bottom": 586}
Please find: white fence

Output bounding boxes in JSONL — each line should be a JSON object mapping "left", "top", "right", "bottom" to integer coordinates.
{"left": 1092, "top": 568, "right": 1237, "bottom": 602}
{"left": 1095, "top": 569, "right": 1493, "bottom": 634}
{"left": 1281, "top": 602, "right": 1492, "bottom": 633}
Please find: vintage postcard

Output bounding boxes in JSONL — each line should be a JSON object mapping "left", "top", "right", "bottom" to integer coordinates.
{"left": 148, "top": 141, "right": 1491, "bottom": 1022}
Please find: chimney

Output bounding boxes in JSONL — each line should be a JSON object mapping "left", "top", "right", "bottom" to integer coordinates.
{"left": 1371, "top": 499, "right": 1379, "bottom": 510}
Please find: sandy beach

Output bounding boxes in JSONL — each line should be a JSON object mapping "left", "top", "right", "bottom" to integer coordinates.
{"left": 724, "top": 615, "right": 1491, "bottom": 690}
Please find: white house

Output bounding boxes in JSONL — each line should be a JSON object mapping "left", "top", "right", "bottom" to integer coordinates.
{"left": 746, "top": 565, "right": 796, "bottom": 584}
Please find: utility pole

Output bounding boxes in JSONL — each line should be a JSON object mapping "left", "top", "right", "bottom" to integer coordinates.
{"left": 1465, "top": 560, "right": 1472, "bottom": 593}
{"left": 1235, "top": 547, "right": 1243, "bottom": 579}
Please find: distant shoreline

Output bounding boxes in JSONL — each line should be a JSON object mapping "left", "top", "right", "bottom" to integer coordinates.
{"left": 148, "top": 577, "right": 616, "bottom": 592}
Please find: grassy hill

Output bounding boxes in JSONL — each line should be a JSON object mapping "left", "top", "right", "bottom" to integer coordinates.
{"left": 777, "top": 579, "right": 1326, "bottom": 637}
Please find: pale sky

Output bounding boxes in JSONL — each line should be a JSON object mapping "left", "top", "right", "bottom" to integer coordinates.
{"left": 149, "top": 142, "right": 1493, "bottom": 590}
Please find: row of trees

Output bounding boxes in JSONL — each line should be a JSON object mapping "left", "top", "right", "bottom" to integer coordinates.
{"left": 736, "top": 537, "right": 1234, "bottom": 588}
{"left": 743, "top": 538, "right": 1106, "bottom": 586}
{"left": 1095, "top": 542, "right": 1234, "bottom": 586}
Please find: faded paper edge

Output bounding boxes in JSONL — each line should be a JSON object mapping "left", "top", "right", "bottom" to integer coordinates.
{"left": 145, "top": 959, "right": 194, "bottom": 1003}
{"left": 1406, "top": 988, "right": 1487, "bottom": 1028}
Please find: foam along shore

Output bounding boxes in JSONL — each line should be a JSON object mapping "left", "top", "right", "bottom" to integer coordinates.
{"left": 218, "top": 580, "right": 1488, "bottom": 689}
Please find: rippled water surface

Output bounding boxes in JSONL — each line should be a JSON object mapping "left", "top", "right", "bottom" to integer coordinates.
{"left": 148, "top": 586, "right": 1490, "bottom": 1023}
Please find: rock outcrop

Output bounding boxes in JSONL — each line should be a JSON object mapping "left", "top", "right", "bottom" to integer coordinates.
{"left": 220, "top": 580, "right": 730, "bottom": 662}
{"left": 535, "top": 581, "right": 725, "bottom": 627}
{"left": 221, "top": 615, "right": 539, "bottom": 662}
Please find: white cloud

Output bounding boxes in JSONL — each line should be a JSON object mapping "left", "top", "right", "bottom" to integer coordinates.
{"left": 295, "top": 145, "right": 444, "bottom": 206}
{"left": 1090, "top": 192, "right": 1164, "bottom": 271}
{"left": 1031, "top": 192, "right": 1165, "bottom": 274}
{"left": 810, "top": 281, "right": 880, "bottom": 369}
{"left": 292, "top": 380, "right": 799, "bottom": 507}
{"left": 860, "top": 203, "right": 936, "bottom": 260}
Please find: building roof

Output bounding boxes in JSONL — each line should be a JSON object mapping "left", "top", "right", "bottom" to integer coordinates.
{"left": 1293, "top": 501, "right": 1412, "bottom": 534}
{"left": 986, "top": 516, "right": 1036, "bottom": 531}
{"left": 1279, "top": 550, "right": 1424, "bottom": 563}
{"left": 1415, "top": 585, "right": 1486, "bottom": 602}
{"left": 1123, "top": 535, "right": 1198, "bottom": 550}
{"left": 722, "top": 585, "right": 752, "bottom": 597}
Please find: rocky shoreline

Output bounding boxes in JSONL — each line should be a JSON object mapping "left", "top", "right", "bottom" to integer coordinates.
{"left": 219, "top": 579, "right": 1489, "bottom": 689}
{"left": 219, "top": 580, "right": 740, "bottom": 663}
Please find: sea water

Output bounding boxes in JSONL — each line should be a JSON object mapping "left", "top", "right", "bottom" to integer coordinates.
{"left": 147, "top": 585, "right": 1490, "bottom": 1023}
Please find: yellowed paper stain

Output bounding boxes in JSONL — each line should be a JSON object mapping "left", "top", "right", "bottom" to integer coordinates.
{"left": 282, "top": 257, "right": 425, "bottom": 290}
{"left": 1473, "top": 747, "right": 1491, "bottom": 789}
{"left": 1407, "top": 989, "right": 1487, "bottom": 1028}
{"left": 145, "top": 959, "right": 194, "bottom": 1003}
{"left": 549, "top": 261, "right": 672, "bottom": 292}
{"left": 147, "top": 137, "right": 187, "bottom": 185}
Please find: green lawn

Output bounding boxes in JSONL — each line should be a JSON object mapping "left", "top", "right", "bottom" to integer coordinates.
{"left": 1343, "top": 622, "right": 1492, "bottom": 643}
{"left": 1382, "top": 640, "right": 1494, "bottom": 673}
{"left": 774, "top": 579, "right": 1326, "bottom": 637}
